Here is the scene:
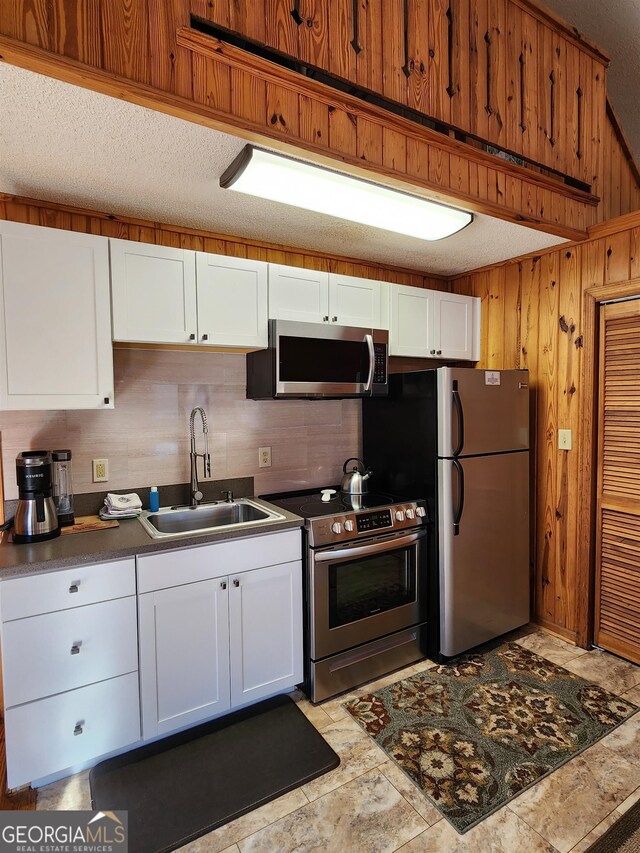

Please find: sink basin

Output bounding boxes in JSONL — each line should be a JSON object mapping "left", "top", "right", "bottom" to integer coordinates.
{"left": 138, "top": 498, "right": 286, "bottom": 539}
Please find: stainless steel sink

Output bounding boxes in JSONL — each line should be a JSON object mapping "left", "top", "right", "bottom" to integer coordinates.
{"left": 138, "top": 498, "right": 286, "bottom": 539}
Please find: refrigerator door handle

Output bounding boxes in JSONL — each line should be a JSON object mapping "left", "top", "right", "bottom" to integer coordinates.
{"left": 452, "top": 381, "right": 465, "bottom": 456}
{"left": 452, "top": 458, "right": 465, "bottom": 536}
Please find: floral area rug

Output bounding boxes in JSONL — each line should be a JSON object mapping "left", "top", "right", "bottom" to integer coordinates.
{"left": 344, "top": 642, "right": 638, "bottom": 834}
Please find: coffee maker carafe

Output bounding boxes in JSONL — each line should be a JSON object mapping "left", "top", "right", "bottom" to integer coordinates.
{"left": 14, "top": 451, "right": 61, "bottom": 544}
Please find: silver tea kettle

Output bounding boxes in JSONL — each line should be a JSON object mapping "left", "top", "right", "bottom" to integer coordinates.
{"left": 341, "top": 457, "right": 372, "bottom": 495}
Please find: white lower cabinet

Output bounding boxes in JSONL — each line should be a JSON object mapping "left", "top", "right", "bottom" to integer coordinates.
{"left": 5, "top": 673, "right": 140, "bottom": 790}
{"left": 0, "top": 558, "right": 140, "bottom": 790}
{"left": 137, "top": 532, "right": 303, "bottom": 740}
{"left": 229, "top": 562, "right": 303, "bottom": 707}
{"left": 0, "top": 532, "right": 302, "bottom": 787}
{"left": 139, "top": 579, "right": 231, "bottom": 739}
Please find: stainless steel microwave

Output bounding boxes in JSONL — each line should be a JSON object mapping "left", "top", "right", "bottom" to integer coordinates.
{"left": 246, "top": 320, "right": 389, "bottom": 399}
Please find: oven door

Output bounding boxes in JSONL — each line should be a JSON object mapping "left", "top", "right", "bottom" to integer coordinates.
{"left": 309, "top": 528, "right": 427, "bottom": 660}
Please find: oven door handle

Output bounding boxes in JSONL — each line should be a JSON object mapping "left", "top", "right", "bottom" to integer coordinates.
{"left": 364, "top": 334, "right": 375, "bottom": 392}
{"left": 314, "top": 529, "right": 425, "bottom": 562}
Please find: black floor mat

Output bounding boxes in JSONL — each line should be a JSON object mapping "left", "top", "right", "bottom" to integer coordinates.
{"left": 90, "top": 695, "right": 340, "bottom": 853}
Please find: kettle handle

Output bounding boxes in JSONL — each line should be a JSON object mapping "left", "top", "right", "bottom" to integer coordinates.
{"left": 343, "top": 457, "right": 365, "bottom": 474}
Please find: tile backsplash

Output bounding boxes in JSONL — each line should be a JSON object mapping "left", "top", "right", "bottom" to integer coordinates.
{"left": 0, "top": 349, "right": 362, "bottom": 502}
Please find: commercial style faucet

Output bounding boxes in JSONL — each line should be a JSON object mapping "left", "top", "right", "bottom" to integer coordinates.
{"left": 189, "top": 406, "right": 211, "bottom": 506}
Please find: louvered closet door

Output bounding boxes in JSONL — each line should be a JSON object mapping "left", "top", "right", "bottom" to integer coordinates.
{"left": 595, "top": 300, "right": 640, "bottom": 663}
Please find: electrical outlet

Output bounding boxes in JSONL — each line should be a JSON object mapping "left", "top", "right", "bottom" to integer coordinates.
{"left": 558, "top": 429, "right": 572, "bottom": 451}
{"left": 259, "top": 446, "right": 272, "bottom": 468}
{"left": 92, "top": 458, "right": 109, "bottom": 482}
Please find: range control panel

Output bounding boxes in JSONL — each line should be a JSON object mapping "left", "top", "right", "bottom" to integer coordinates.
{"left": 356, "top": 509, "right": 392, "bottom": 533}
{"left": 308, "top": 502, "right": 427, "bottom": 548}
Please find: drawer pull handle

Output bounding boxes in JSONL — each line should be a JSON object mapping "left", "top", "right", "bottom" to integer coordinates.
{"left": 70, "top": 643, "right": 81, "bottom": 655}
{"left": 332, "top": 316, "right": 338, "bottom": 323}
{"left": 220, "top": 581, "right": 227, "bottom": 590}
{"left": 233, "top": 579, "right": 240, "bottom": 587}
{"left": 74, "top": 723, "right": 84, "bottom": 736}
{"left": 69, "top": 583, "right": 80, "bottom": 594}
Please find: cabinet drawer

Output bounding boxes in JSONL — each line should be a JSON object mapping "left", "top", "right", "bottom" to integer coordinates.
{"left": 5, "top": 672, "right": 140, "bottom": 789}
{"left": 137, "top": 530, "right": 301, "bottom": 593}
{"left": 2, "top": 597, "right": 138, "bottom": 708}
{"left": 0, "top": 558, "right": 135, "bottom": 621}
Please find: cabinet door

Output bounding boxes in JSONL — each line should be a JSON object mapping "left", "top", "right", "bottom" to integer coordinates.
{"left": 433, "top": 293, "right": 480, "bottom": 361}
{"left": 139, "top": 578, "right": 230, "bottom": 738}
{"left": 110, "top": 239, "right": 197, "bottom": 344}
{"left": 229, "top": 561, "right": 303, "bottom": 707}
{"left": 196, "top": 253, "right": 268, "bottom": 348}
{"left": 328, "top": 274, "right": 389, "bottom": 329}
{"left": 268, "top": 264, "right": 329, "bottom": 323}
{"left": 0, "top": 221, "right": 113, "bottom": 410}
{"left": 389, "top": 284, "right": 435, "bottom": 357}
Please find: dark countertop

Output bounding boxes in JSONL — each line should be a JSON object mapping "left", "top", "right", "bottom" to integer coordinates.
{"left": 0, "top": 499, "right": 304, "bottom": 581}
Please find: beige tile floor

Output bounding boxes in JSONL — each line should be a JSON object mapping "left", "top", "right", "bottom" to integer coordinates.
{"left": 36, "top": 627, "right": 640, "bottom": 853}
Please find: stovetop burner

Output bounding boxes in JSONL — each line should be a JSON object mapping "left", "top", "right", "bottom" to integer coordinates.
{"left": 260, "top": 486, "right": 401, "bottom": 520}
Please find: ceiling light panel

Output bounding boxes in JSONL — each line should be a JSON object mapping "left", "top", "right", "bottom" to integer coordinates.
{"left": 221, "top": 146, "right": 473, "bottom": 241}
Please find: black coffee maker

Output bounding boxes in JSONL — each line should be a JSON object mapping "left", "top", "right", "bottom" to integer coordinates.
{"left": 14, "top": 452, "right": 61, "bottom": 544}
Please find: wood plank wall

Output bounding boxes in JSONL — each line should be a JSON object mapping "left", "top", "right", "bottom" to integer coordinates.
{"left": 452, "top": 214, "right": 640, "bottom": 640}
{"left": 600, "top": 103, "right": 640, "bottom": 223}
{"left": 0, "top": 194, "right": 448, "bottom": 292}
{"left": 0, "top": 2, "right": 598, "bottom": 240}
{"left": 194, "top": 0, "right": 607, "bottom": 189}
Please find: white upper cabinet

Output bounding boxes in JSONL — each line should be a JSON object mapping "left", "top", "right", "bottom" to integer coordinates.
{"left": 328, "top": 274, "right": 389, "bottom": 329}
{"left": 196, "top": 253, "right": 268, "bottom": 349}
{"left": 269, "top": 264, "right": 389, "bottom": 329}
{"left": 433, "top": 292, "right": 481, "bottom": 361}
{"left": 390, "top": 284, "right": 480, "bottom": 361}
{"left": 0, "top": 221, "right": 114, "bottom": 410}
{"left": 268, "top": 264, "right": 329, "bottom": 323}
{"left": 390, "top": 284, "right": 435, "bottom": 357}
{"left": 111, "top": 241, "right": 267, "bottom": 349}
{"left": 110, "top": 239, "right": 197, "bottom": 345}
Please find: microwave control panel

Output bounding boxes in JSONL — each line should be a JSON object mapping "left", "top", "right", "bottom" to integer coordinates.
{"left": 373, "top": 343, "right": 387, "bottom": 384}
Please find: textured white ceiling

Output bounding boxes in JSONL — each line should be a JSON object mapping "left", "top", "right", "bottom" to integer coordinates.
{"left": 0, "top": 64, "right": 566, "bottom": 276}
{"left": 540, "top": 0, "right": 640, "bottom": 163}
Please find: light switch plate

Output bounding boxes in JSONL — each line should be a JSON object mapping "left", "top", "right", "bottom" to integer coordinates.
{"left": 558, "top": 429, "right": 572, "bottom": 451}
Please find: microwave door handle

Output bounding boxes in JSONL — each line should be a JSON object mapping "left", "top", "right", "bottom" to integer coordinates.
{"left": 364, "top": 334, "right": 375, "bottom": 391}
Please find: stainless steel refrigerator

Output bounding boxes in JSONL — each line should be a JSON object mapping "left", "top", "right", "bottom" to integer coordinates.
{"left": 363, "top": 367, "right": 530, "bottom": 658}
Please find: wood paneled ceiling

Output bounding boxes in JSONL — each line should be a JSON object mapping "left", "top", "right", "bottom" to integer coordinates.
{"left": 0, "top": 64, "right": 567, "bottom": 276}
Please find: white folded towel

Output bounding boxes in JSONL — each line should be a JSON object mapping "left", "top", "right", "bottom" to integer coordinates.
{"left": 103, "top": 492, "right": 143, "bottom": 514}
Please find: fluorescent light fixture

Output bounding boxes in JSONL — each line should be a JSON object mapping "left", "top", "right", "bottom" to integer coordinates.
{"left": 220, "top": 145, "right": 472, "bottom": 241}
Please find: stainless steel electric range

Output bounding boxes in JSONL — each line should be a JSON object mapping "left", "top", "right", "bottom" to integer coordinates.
{"left": 261, "top": 487, "right": 430, "bottom": 703}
